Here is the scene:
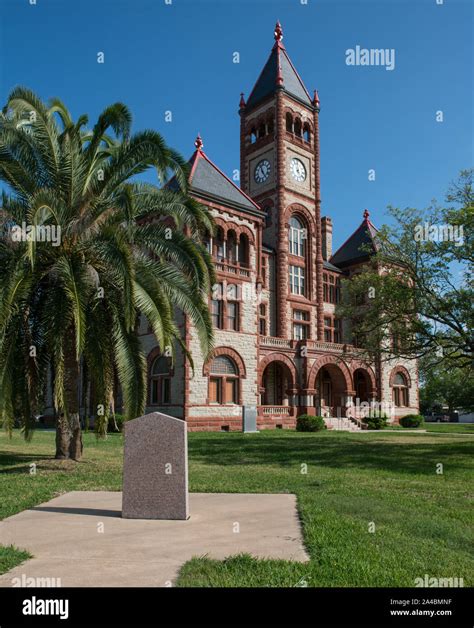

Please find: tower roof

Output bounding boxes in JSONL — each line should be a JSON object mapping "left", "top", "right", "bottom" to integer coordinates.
{"left": 245, "top": 22, "right": 313, "bottom": 111}
{"left": 330, "top": 210, "right": 379, "bottom": 268}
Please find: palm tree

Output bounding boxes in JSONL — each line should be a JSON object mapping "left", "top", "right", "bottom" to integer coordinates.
{"left": 0, "top": 87, "right": 215, "bottom": 459}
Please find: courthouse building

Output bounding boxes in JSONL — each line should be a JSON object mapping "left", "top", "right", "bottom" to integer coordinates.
{"left": 138, "top": 22, "right": 419, "bottom": 431}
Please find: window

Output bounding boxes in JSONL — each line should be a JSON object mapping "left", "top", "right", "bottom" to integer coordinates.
{"left": 239, "top": 234, "right": 249, "bottom": 268}
{"left": 323, "top": 273, "right": 341, "bottom": 303}
{"left": 259, "top": 303, "right": 267, "bottom": 336}
{"left": 211, "top": 298, "right": 223, "bottom": 329}
{"left": 214, "top": 228, "right": 225, "bottom": 261}
{"left": 324, "top": 316, "right": 342, "bottom": 343}
{"left": 289, "top": 265, "right": 305, "bottom": 295}
{"left": 334, "top": 318, "right": 342, "bottom": 343}
{"left": 261, "top": 256, "right": 268, "bottom": 287}
{"left": 393, "top": 372, "right": 409, "bottom": 407}
{"left": 227, "top": 300, "right": 239, "bottom": 331}
{"left": 294, "top": 118, "right": 302, "bottom": 137}
{"left": 303, "top": 123, "right": 311, "bottom": 143}
{"left": 289, "top": 216, "right": 306, "bottom": 257}
{"left": 293, "top": 310, "right": 310, "bottom": 340}
{"left": 209, "top": 356, "right": 239, "bottom": 404}
{"left": 227, "top": 231, "right": 238, "bottom": 264}
{"left": 150, "top": 356, "right": 171, "bottom": 405}
{"left": 286, "top": 113, "right": 293, "bottom": 133}
{"left": 324, "top": 317, "right": 332, "bottom": 342}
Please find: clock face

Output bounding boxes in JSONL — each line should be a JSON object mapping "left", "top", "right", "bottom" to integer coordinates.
{"left": 290, "top": 158, "right": 306, "bottom": 183}
{"left": 254, "top": 159, "right": 271, "bottom": 184}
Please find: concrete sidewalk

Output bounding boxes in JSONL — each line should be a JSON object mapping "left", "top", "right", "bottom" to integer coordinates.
{"left": 0, "top": 491, "right": 309, "bottom": 587}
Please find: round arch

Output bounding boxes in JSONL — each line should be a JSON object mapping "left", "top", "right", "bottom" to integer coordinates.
{"left": 259, "top": 352, "right": 298, "bottom": 388}
{"left": 308, "top": 354, "right": 353, "bottom": 392}
{"left": 351, "top": 362, "right": 377, "bottom": 394}
{"left": 284, "top": 203, "right": 316, "bottom": 237}
{"left": 389, "top": 365, "right": 412, "bottom": 388}
{"left": 203, "top": 347, "right": 247, "bottom": 378}
{"left": 147, "top": 346, "right": 174, "bottom": 376}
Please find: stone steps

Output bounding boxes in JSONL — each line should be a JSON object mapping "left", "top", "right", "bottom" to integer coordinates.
{"left": 324, "top": 417, "right": 362, "bottom": 432}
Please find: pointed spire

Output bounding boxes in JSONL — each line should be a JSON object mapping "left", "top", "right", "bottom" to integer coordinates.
{"left": 245, "top": 21, "right": 311, "bottom": 110}
{"left": 313, "top": 89, "right": 320, "bottom": 110}
{"left": 194, "top": 134, "right": 203, "bottom": 151}
{"left": 274, "top": 21, "right": 283, "bottom": 44}
{"left": 363, "top": 209, "right": 370, "bottom": 221}
{"left": 239, "top": 93, "right": 246, "bottom": 110}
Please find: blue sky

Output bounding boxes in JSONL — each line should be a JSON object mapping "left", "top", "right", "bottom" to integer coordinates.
{"left": 1, "top": 0, "right": 472, "bottom": 248}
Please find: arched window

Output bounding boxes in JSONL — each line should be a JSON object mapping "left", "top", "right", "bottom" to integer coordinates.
{"left": 238, "top": 233, "right": 249, "bottom": 267}
{"left": 258, "top": 123, "right": 266, "bottom": 138}
{"left": 250, "top": 128, "right": 257, "bottom": 144}
{"left": 227, "top": 230, "right": 238, "bottom": 264}
{"left": 303, "top": 123, "right": 311, "bottom": 143}
{"left": 286, "top": 113, "right": 293, "bottom": 133}
{"left": 294, "top": 118, "right": 302, "bottom": 137}
{"left": 393, "top": 372, "right": 409, "bottom": 407}
{"left": 267, "top": 118, "right": 274, "bottom": 135}
{"left": 150, "top": 356, "right": 171, "bottom": 405}
{"left": 209, "top": 356, "right": 239, "bottom": 404}
{"left": 213, "top": 226, "right": 225, "bottom": 261}
{"left": 288, "top": 216, "right": 306, "bottom": 257}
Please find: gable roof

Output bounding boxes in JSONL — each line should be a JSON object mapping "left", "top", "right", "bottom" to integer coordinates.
{"left": 178, "top": 139, "right": 264, "bottom": 217}
{"left": 245, "top": 23, "right": 313, "bottom": 111}
{"left": 330, "top": 210, "right": 379, "bottom": 268}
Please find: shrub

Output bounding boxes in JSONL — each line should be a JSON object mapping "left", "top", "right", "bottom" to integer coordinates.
{"left": 399, "top": 414, "right": 424, "bottom": 428}
{"left": 107, "top": 413, "right": 125, "bottom": 433}
{"left": 296, "top": 415, "right": 326, "bottom": 432}
{"left": 363, "top": 412, "right": 388, "bottom": 430}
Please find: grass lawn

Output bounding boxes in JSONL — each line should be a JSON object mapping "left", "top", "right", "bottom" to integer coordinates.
{"left": 1, "top": 428, "right": 473, "bottom": 587}
{"left": 0, "top": 545, "right": 31, "bottom": 575}
{"left": 424, "top": 423, "right": 474, "bottom": 434}
{"left": 384, "top": 423, "right": 474, "bottom": 434}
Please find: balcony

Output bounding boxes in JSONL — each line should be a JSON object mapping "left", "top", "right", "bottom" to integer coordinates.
{"left": 259, "top": 336, "right": 294, "bottom": 350}
{"left": 214, "top": 260, "right": 250, "bottom": 278}
{"left": 259, "top": 336, "right": 359, "bottom": 354}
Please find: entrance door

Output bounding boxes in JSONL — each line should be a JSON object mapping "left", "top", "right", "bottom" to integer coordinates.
{"left": 322, "top": 381, "right": 332, "bottom": 407}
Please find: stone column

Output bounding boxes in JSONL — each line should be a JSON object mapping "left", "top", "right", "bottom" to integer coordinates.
{"left": 275, "top": 88, "right": 288, "bottom": 338}
{"left": 313, "top": 93, "right": 324, "bottom": 340}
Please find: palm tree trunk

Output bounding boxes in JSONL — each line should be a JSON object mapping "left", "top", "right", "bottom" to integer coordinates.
{"left": 58, "top": 327, "right": 83, "bottom": 460}
{"left": 55, "top": 413, "right": 71, "bottom": 459}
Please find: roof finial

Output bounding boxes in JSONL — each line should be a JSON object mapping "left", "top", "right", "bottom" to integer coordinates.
{"left": 274, "top": 21, "right": 283, "bottom": 43}
{"left": 194, "top": 134, "right": 203, "bottom": 151}
{"left": 239, "top": 93, "right": 246, "bottom": 109}
{"left": 363, "top": 208, "right": 370, "bottom": 220}
{"left": 313, "top": 89, "right": 320, "bottom": 110}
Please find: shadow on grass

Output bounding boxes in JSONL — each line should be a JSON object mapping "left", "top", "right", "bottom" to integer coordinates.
{"left": 188, "top": 433, "right": 474, "bottom": 475}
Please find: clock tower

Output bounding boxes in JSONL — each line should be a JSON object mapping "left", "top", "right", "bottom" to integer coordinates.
{"left": 239, "top": 21, "right": 324, "bottom": 340}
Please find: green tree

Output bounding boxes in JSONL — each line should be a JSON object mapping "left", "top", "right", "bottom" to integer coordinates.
{"left": 337, "top": 170, "right": 473, "bottom": 372}
{"left": 0, "top": 87, "right": 215, "bottom": 459}
{"left": 419, "top": 358, "right": 474, "bottom": 415}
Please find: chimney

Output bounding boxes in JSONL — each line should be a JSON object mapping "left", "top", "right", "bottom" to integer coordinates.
{"left": 321, "top": 216, "right": 333, "bottom": 261}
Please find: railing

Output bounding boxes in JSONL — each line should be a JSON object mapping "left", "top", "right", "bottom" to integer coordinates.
{"left": 215, "top": 261, "right": 251, "bottom": 278}
{"left": 259, "top": 336, "right": 360, "bottom": 354}
{"left": 259, "top": 405, "right": 293, "bottom": 416}
{"left": 259, "top": 336, "right": 294, "bottom": 349}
